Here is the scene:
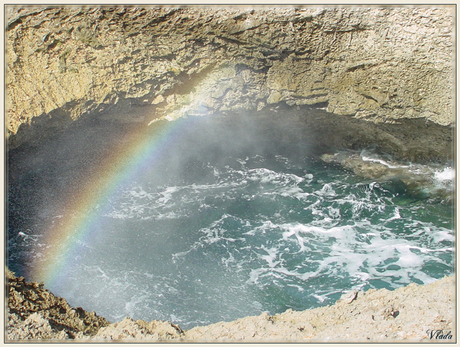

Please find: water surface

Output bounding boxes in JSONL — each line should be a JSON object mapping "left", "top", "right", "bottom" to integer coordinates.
{"left": 7, "top": 113, "right": 454, "bottom": 329}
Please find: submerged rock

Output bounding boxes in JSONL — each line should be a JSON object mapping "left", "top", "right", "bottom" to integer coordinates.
{"left": 321, "top": 150, "right": 454, "bottom": 202}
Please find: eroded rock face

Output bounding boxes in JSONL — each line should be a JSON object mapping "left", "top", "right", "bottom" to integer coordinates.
{"left": 83, "top": 317, "right": 184, "bottom": 341}
{"left": 6, "top": 268, "right": 109, "bottom": 340}
{"left": 6, "top": 6, "right": 454, "bottom": 150}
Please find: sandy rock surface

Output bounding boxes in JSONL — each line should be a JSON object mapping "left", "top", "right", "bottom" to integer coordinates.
{"left": 6, "top": 268, "right": 109, "bottom": 340}
{"left": 6, "top": 268, "right": 455, "bottom": 342}
{"left": 6, "top": 6, "right": 454, "bottom": 149}
{"left": 183, "top": 276, "right": 455, "bottom": 342}
{"left": 78, "top": 317, "right": 184, "bottom": 341}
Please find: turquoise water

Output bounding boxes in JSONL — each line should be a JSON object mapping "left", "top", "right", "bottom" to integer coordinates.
{"left": 7, "top": 114, "right": 454, "bottom": 330}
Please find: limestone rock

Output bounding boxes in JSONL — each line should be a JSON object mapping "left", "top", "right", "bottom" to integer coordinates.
{"left": 7, "top": 312, "right": 70, "bottom": 340}
{"left": 6, "top": 268, "right": 109, "bottom": 341}
{"left": 86, "top": 317, "right": 183, "bottom": 341}
{"left": 6, "top": 6, "right": 454, "bottom": 150}
{"left": 6, "top": 267, "right": 454, "bottom": 342}
{"left": 184, "top": 276, "right": 454, "bottom": 342}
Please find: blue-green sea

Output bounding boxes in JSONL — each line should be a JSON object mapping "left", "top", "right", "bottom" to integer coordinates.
{"left": 7, "top": 114, "right": 454, "bottom": 330}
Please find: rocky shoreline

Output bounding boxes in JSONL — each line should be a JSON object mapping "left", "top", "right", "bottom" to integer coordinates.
{"left": 6, "top": 5, "right": 455, "bottom": 343}
{"left": 6, "top": 269, "right": 455, "bottom": 342}
{"left": 320, "top": 149, "right": 454, "bottom": 202}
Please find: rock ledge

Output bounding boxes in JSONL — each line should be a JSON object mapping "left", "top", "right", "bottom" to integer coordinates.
{"left": 6, "top": 269, "right": 455, "bottom": 342}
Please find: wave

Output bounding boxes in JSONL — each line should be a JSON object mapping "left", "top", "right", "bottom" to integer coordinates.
{"left": 10, "top": 152, "right": 454, "bottom": 330}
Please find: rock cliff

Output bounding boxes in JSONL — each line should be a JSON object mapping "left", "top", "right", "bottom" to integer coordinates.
{"left": 6, "top": 5, "right": 455, "bottom": 342}
{"left": 6, "top": 5, "right": 454, "bottom": 152}
{"left": 6, "top": 268, "right": 109, "bottom": 340}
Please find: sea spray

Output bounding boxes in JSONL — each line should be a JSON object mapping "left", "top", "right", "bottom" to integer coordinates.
{"left": 7, "top": 114, "right": 454, "bottom": 330}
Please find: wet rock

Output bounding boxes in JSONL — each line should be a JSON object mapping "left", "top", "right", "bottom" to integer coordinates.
{"left": 342, "top": 157, "right": 391, "bottom": 179}
{"left": 320, "top": 150, "right": 454, "bottom": 201}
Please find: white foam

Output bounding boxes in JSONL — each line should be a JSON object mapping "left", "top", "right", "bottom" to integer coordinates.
{"left": 312, "top": 293, "right": 328, "bottom": 303}
{"left": 431, "top": 229, "right": 454, "bottom": 243}
{"left": 260, "top": 246, "right": 280, "bottom": 268}
{"left": 387, "top": 207, "right": 401, "bottom": 221}
{"left": 246, "top": 168, "right": 304, "bottom": 186}
{"left": 304, "top": 173, "right": 314, "bottom": 179}
{"left": 47, "top": 152, "right": 452, "bottom": 329}
{"left": 434, "top": 167, "right": 454, "bottom": 181}
{"left": 155, "top": 211, "right": 181, "bottom": 220}
{"left": 360, "top": 149, "right": 409, "bottom": 169}
{"left": 128, "top": 187, "right": 150, "bottom": 199}
{"left": 221, "top": 253, "right": 236, "bottom": 267}
{"left": 327, "top": 206, "right": 341, "bottom": 219}
{"left": 361, "top": 155, "right": 408, "bottom": 169}
{"left": 396, "top": 251, "right": 424, "bottom": 268}
{"left": 287, "top": 284, "right": 305, "bottom": 292}
{"left": 157, "top": 186, "right": 180, "bottom": 204}
{"left": 319, "top": 183, "right": 336, "bottom": 196}
{"left": 247, "top": 268, "right": 266, "bottom": 284}
{"left": 250, "top": 217, "right": 453, "bottom": 292}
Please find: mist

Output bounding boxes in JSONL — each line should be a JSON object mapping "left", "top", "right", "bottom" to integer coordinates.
{"left": 7, "top": 108, "right": 315, "bottom": 321}
{"left": 7, "top": 107, "right": 454, "bottom": 330}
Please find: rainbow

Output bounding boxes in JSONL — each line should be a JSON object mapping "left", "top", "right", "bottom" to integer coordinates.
{"left": 32, "top": 114, "right": 198, "bottom": 287}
